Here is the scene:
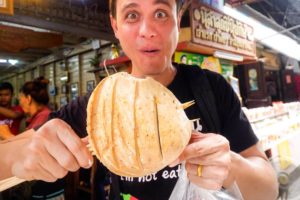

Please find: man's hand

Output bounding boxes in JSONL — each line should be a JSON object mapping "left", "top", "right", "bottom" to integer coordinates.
{"left": 9, "top": 119, "right": 93, "bottom": 182}
{"left": 170, "top": 131, "right": 231, "bottom": 190}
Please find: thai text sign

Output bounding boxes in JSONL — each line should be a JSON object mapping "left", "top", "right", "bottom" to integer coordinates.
{"left": 191, "top": 2, "right": 256, "bottom": 57}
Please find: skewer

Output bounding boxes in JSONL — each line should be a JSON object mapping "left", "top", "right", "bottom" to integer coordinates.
{"left": 182, "top": 100, "right": 195, "bottom": 109}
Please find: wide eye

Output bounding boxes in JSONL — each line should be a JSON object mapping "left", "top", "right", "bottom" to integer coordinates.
{"left": 154, "top": 10, "right": 168, "bottom": 19}
{"left": 125, "top": 12, "right": 139, "bottom": 22}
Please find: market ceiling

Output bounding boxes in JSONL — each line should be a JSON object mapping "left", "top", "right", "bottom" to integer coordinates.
{"left": 0, "top": 0, "right": 299, "bottom": 78}
{"left": 248, "top": 0, "right": 300, "bottom": 43}
{"left": 0, "top": 0, "right": 112, "bottom": 76}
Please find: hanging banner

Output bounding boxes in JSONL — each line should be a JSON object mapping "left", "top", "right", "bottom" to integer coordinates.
{"left": 191, "top": 2, "right": 256, "bottom": 57}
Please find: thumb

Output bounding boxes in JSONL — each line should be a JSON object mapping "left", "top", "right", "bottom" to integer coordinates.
{"left": 81, "top": 136, "right": 89, "bottom": 144}
{"left": 190, "top": 130, "right": 205, "bottom": 143}
{"left": 80, "top": 136, "right": 94, "bottom": 168}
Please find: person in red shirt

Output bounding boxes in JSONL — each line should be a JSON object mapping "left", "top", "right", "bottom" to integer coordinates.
{"left": 0, "top": 82, "right": 24, "bottom": 138}
{"left": 19, "top": 77, "right": 52, "bottom": 130}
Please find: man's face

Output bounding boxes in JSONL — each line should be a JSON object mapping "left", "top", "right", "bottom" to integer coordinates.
{"left": 111, "top": 0, "right": 180, "bottom": 77}
{"left": 0, "top": 89, "right": 13, "bottom": 107}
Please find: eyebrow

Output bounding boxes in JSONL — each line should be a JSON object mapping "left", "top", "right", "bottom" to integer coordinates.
{"left": 121, "top": 2, "right": 138, "bottom": 13}
{"left": 121, "top": 0, "right": 172, "bottom": 13}
{"left": 154, "top": 0, "right": 172, "bottom": 9}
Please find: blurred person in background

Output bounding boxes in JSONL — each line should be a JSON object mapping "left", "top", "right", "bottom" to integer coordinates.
{"left": 19, "top": 77, "right": 65, "bottom": 200}
{"left": 0, "top": 82, "right": 24, "bottom": 139}
{"left": 19, "top": 77, "right": 52, "bottom": 130}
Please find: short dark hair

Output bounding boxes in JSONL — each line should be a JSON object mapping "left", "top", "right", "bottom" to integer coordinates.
{"left": 0, "top": 82, "right": 14, "bottom": 94}
{"left": 20, "top": 77, "right": 50, "bottom": 105}
{"left": 109, "top": 0, "right": 183, "bottom": 19}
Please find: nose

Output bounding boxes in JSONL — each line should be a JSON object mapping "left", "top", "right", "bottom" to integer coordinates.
{"left": 139, "top": 18, "right": 157, "bottom": 39}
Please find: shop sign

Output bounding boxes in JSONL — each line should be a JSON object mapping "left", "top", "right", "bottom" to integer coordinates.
{"left": 0, "top": 0, "right": 13, "bottom": 15}
{"left": 191, "top": 2, "right": 256, "bottom": 57}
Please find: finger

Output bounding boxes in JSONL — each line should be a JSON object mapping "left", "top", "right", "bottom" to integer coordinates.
{"left": 57, "top": 121, "right": 93, "bottom": 168}
{"left": 169, "top": 158, "right": 180, "bottom": 167}
{"left": 185, "top": 162, "right": 229, "bottom": 180}
{"left": 46, "top": 119, "right": 93, "bottom": 169}
{"left": 39, "top": 128, "right": 82, "bottom": 172}
{"left": 81, "top": 136, "right": 89, "bottom": 144}
{"left": 187, "top": 173, "right": 223, "bottom": 191}
{"left": 28, "top": 138, "right": 73, "bottom": 178}
{"left": 12, "top": 157, "right": 57, "bottom": 182}
{"left": 169, "top": 132, "right": 206, "bottom": 167}
{"left": 186, "top": 150, "right": 230, "bottom": 166}
{"left": 32, "top": 163, "right": 59, "bottom": 182}
{"left": 179, "top": 134, "right": 229, "bottom": 161}
{"left": 37, "top": 146, "right": 70, "bottom": 178}
{"left": 190, "top": 130, "right": 205, "bottom": 141}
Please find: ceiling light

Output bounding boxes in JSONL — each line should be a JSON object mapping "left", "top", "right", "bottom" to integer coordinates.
{"left": 60, "top": 76, "right": 68, "bottom": 81}
{"left": 213, "top": 51, "right": 244, "bottom": 61}
{"left": 8, "top": 59, "right": 18, "bottom": 65}
{"left": 0, "top": 59, "right": 7, "bottom": 63}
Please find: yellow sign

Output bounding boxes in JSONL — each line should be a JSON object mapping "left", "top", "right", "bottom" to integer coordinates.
{"left": 0, "top": 0, "right": 13, "bottom": 15}
{"left": 277, "top": 140, "right": 292, "bottom": 170}
{"left": 191, "top": 2, "right": 255, "bottom": 57}
{"left": 201, "top": 56, "right": 221, "bottom": 73}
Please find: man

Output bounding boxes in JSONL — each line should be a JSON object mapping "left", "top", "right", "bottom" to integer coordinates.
{"left": 0, "top": 82, "right": 24, "bottom": 138}
{"left": 0, "top": 0, "right": 278, "bottom": 199}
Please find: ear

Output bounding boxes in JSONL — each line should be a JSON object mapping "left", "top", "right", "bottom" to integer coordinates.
{"left": 110, "top": 15, "right": 119, "bottom": 39}
{"left": 177, "top": 10, "right": 183, "bottom": 32}
{"left": 27, "top": 95, "right": 32, "bottom": 105}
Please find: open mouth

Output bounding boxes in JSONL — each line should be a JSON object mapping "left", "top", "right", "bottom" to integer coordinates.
{"left": 143, "top": 49, "right": 159, "bottom": 53}
{"left": 141, "top": 49, "right": 160, "bottom": 54}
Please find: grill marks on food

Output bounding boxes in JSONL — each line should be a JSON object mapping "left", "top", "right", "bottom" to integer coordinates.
{"left": 88, "top": 79, "right": 105, "bottom": 160}
{"left": 111, "top": 78, "right": 119, "bottom": 169}
{"left": 154, "top": 96, "right": 163, "bottom": 160}
{"left": 87, "top": 73, "right": 192, "bottom": 177}
{"left": 133, "top": 81, "right": 143, "bottom": 173}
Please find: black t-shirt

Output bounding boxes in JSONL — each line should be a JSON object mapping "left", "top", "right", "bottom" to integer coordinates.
{"left": 50, "top": 64, "right": 258, "bottom": 200}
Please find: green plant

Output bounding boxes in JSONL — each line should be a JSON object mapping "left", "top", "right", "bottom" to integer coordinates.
{"left": 89, "top": 56, "right": 100, "bottom": 67}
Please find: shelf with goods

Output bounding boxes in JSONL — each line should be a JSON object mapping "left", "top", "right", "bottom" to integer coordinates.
{"left": 243, "top": 102, "right": 300, "bottom": 152}
{"left": 243, "top": 101, "right": 300, "bottom": 187}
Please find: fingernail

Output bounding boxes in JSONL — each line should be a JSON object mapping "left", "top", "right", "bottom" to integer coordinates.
{"left": 169, "top": 158, "right": 180, "bottom": 167}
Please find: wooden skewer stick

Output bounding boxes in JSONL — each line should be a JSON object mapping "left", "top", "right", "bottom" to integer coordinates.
{"left": 182, "top": 100, "right": 195, "bottom": 109}
{"left": 0, "top": 176, "right": 26, "bottom": 192}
